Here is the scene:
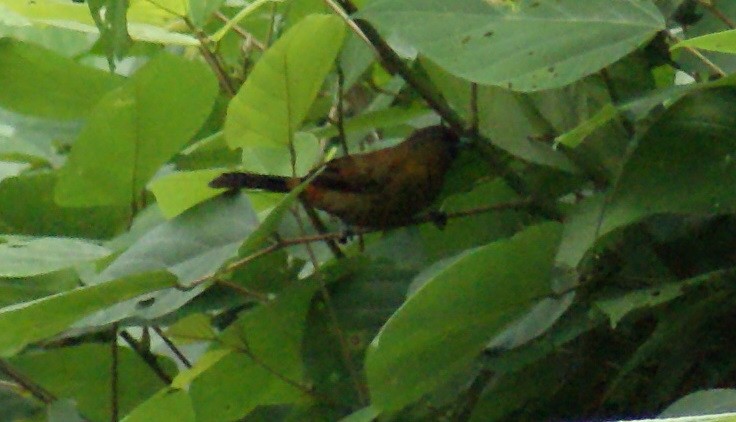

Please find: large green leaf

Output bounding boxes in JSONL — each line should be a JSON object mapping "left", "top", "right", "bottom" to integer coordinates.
{"left": 361, "top": 0, "right": 664, "bottom": 91}
{"left": 557, "top": 87, "right": 736, "bottom": 268}
{"left": 55, "top": 53, "right": 218, "bottom": 207}
{"left": 122, "top": 389, "right": 195, "bottom": 422}
{"left": 0, "top": 172, "right": 129, "bottom": 238}
{"left": 74, "top": 195, "right": 259, "bottom": 327}
{"left": 0, "top": 38, "right": 123, "bottom": 119}
{"left": 421, "top": 59, "right": 578, "bottom": 171}
{"left": 149, "top": 169, "right": 224, "bottom": 219}
{"left": 225, "top": 14, "right": 344, "bottom": 148}
{"left": 0, "top": 0, "right": 197, "bottom": 46}
{"left": 187, "top": 280, "right": 319, "bottom": 421}
{"left": 11, "top": 344, "right": 171, "bottom": 421}
{"left": 366, "top": 223, "right": 562, "bottom": 411}
{"left": 673, "top": 29, "right": 736, "bottom": 54}
{"left": 0, "top": 236, "right": 110, "bottom": 277}
{"left": 0, "top": 270, "right": 176, "bottom": 357}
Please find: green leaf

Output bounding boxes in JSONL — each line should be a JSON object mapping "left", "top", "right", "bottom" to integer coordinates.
{"left": 149, "top": 169, "right": 224, "bottom": 219}
{"left": 558, "top": 87, "right": 736, "bottom": 268}
{"left": 0, "top": 0, "right": 196, "bottom": 46}
{"left": 361, "top": 0, "right": 664, "bottom": 91}
{"left": 421, "top": 58, "right": 578, "bottom": 172}
{"left": 87, "top": 0, "right": 131, "bottom": 66}
{"left": 339, "top": 406, "right": 380, "bottom": 422}
{"left": 0, "top": 107, "right": 81, "bottom": 163}
{"left": 225, "top": 14, "right": 344, "bottom": 148}
{"left": 673, "top": 29, "right": 736, "bottom": 54}
{"left": 0, "top": 172, "right": 129, "bottom": 238}
{"left": 555, "top": 103, "right": 619, "bottom": 148}
{"left": 660, "top": 389, "right": 736, "bottom": 418}
{"left": 11, "top": 344, "right": 171, "bottom": 421}
{"left": 188, "top": 280, "right": 320, "bottom": 421}
{"left": 74, "top": 195, "right": 259, "bottom": 327}
{"left": 0, "top": 38, "right": 123, "bottom": 119}
{"left": 55, "top": 53, "right": 218, "bottom": 207}
{"left": 210, "top": 0, "right": 282, "bottom": 41}
{"left": 122, "top": 389, "right": 195, "bottom": 422}
{"left": 366, "top": 222, "right": 562, "bottom": 411}
{"left": 0, "top": 270, "right": 176, "bottom": 357}
{"left": 309, "top": 106, "right": 431, "bottom": 139}
{"left": 0, "top": 236, "right": 110, "bottom": 277}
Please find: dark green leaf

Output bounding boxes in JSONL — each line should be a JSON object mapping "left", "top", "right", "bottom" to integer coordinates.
{"left": 366, "top": 222, "right": 562, "bottom": 411}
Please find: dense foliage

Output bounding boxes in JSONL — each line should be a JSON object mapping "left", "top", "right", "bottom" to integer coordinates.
{"left": 1, "top": 0, "right": 736, "bottom": 421}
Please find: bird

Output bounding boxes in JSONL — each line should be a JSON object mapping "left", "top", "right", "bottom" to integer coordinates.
{"left": 209, "top": 125, "right": 459, "bottom": 228}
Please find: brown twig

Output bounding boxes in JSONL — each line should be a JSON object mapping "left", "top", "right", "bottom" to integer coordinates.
{"left": 301, "top": 203, "right": 345, "bottom": 259}
{"left": 152, "top": 326, "right": 192, "bottom": 369}
{"left": 469, "top": 83, "right": 479, "bottom": 137}
{"left": 231, "top": 342, "right": 335, "bottom": 405}
{"left": 335, "top": 63, "right": 350, "bottom": 156}
{"left": 0, "top": 359, "right": 55, "bottom": 404}
{"left": 291, "top": 210, "right": 368, "bottom": 405}
{"left": 698, "top": 0, "right": 736, "bottom": 28}
{"left": 119, "top": 330, "right": 172, "bottom": 384}
{"left": 326, "top": 0, "right": 563, "bottom": 220}
{"left": 184, "top": 16, "right": 237, "bottom": 95}
{"left": 214, "top": 11, "right": 267, "bottom": 50}
{"left": 214, "top": 278, "right": 271, "bottom": 303}
{"left": 110, "top": 324, "right": 119, "bottom": 422}
{"left": 181, "top": 199, "right": 534, "bottom": 293}
{"left": 667, "top": 32, "right": 727, "bottom": 78}
{"left": 143, "top": 0, "right": 236, "bottom": 95}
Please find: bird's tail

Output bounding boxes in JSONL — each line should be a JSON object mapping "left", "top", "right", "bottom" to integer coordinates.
{"left": 209, "top": 172, "right": 293, "bottom": 193}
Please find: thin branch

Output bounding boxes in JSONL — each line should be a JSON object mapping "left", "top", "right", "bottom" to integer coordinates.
{"left": 180, "top": 199, "right": 535, "bottom": 292}
{"left": 265, "top": 2, "right": 278, "bottom": 47}
{"left": 292, "top": 209, "right": 368, "bottom": 404}
{"left": 301, "top": 203, "right": 345, "bottom": 259}
{"left": 0, "top": 359, "right": 55, "bottom": 404}
{"left": 335, "top": 63, "right": 350, "bottom": 156}
{"left": 698, "top": 0, "right": 736, "bottom": 28}
{"left": 110, "top": 324, "right": 119, "bottom": 422}
{"left": 119, "top": 330, "right": 173, "bottom": 384}
{"left": 152, "top": 326, "right": 192, "bottom": 369}
{"left": 143, "top": 0, "right": 236, "bottom": 94}
{"left": 323, "top": 0, "right": 372, "bottom": 47}
{"left": 469, "top": 83, "right": 479, "bottom": 137}
{"left": 453, "top": 369, "right": 495, "bottom": 422}
{"left": 214, "top": 278, "right": 271, "bottom": 302}
{"left": 325, "top": 0, "right": 561, "bottom": 220}
{"left": 232, "top": 343, "right": 335, "bottom": 405}
{"left": 666, "top": 31, "right": 726, "bottom": 78}
{"left": 184, "top": 16, "right": 237, "bottom": 95}
{"left": 214, "top": 11, "right": 266, "bottom": 50}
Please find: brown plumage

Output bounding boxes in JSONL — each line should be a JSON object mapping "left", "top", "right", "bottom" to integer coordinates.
{"left": 209, "top": 125, "right": 459, "bottom": 227}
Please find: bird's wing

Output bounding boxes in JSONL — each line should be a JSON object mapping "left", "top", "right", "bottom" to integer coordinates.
{"left": 311, "top": 150, "right": 401, "bottom": 193}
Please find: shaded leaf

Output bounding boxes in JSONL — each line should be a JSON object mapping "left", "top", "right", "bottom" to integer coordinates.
{"left": 12, "top": 344, "right": 171, "bottom": 421}
{"left": 122, "top": 389, "right": 195, "bottom": 422}
{"left": 366, "top": 223, "right": 562, "bottom": 411}
{"left": 0, "top": 271, "right": 176, "bottom": 357}
{"left": 0, "top": 38, "right": 123, "bottom": 119}
{"left": 0, "top": 236, "right": 110, "bottom": 277}
{"left": 74, "top": 195, "right": 259, "bottom": 327}
{"left": 188, "top": 280, "right": 320, "bottom": 421}
{"left": 361, "top": 0, "right": 664, "bottom": 91}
